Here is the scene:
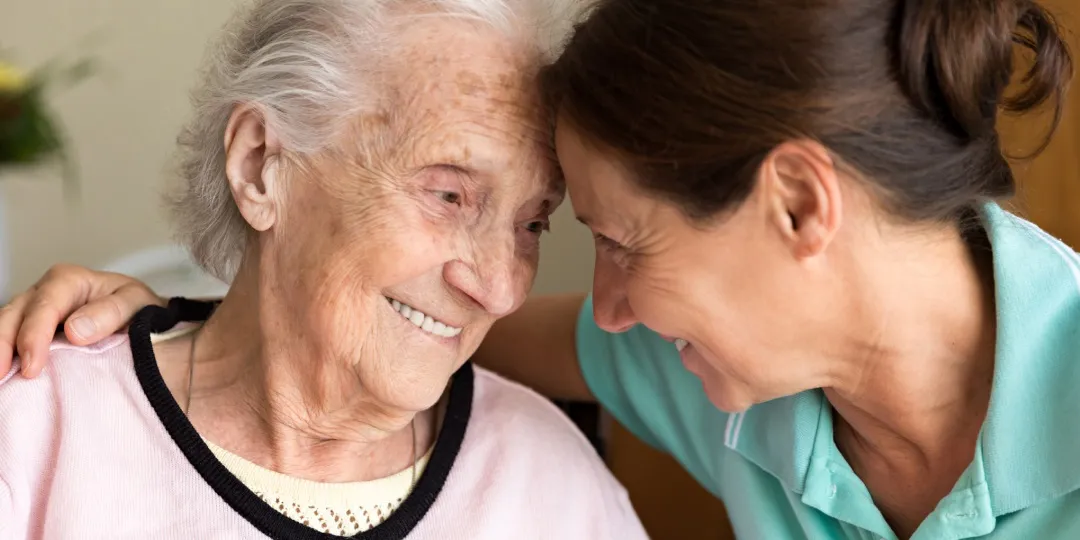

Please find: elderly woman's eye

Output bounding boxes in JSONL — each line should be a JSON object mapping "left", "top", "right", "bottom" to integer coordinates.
{"left": 524, "top": 220, "right": 550, "bottom": 235}
{"left": 435, "top": 191, "right": 462, "bottom": 204}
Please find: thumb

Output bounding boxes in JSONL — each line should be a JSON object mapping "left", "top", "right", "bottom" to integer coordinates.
{"left": 64, "top": 284, "right": 158, "bottom": 344}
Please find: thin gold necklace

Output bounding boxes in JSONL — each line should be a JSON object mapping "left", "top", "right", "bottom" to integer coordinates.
{"left": 182, "top": 330, "right": 419, "bottom": 493}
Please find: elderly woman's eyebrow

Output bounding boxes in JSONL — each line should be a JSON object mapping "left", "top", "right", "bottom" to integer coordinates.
{"left": 431, "top": 162, "right": 472, "bottom": 175}
{"left": 527, "top": 188, "right": 564, "bottom": 218}
{"left": 434, "top": 150, "right": 490, "bottom": 176}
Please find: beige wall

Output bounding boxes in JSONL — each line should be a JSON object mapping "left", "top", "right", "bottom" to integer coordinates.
{"left": 0, "top": 0, "right": 595, "bottom": 296}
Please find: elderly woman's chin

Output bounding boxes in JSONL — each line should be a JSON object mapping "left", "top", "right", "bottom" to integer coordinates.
{"left": 303, "top": 294, "right": 488, "bottom": 413}
{"left": 361, "top": 326, "right": 483, "bottom": 412}
{"left": 391, "top": 296, "right": 496, "bottom": 404}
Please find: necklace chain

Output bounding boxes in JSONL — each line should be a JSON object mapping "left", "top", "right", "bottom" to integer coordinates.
{"left": 183, "top": 330, "right": 419, "bottom": 493}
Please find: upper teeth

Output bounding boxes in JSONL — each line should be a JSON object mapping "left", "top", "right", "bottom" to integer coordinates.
{"left": 387, "top": 297, "right": 462, "bottom": 338}
{"left": 674, "top": 338, "right": 689, "bottom": 352}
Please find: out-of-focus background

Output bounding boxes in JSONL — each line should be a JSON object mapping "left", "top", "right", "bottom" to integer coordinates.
{"left": 2, "top": 0, "right": 1078, "bottom": 538}
{"left": 2, "top": 1, "right": 233, "bottom": 297}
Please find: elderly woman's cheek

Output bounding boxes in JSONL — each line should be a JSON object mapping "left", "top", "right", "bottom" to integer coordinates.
{"left": 512, "top": 239, "right": 541, "bottom": 304}
{"left": 518, "top": 229, "right": 542, "bottom": 263}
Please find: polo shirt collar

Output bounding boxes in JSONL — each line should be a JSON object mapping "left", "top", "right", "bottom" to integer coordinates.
{"left": 720, "top": 202, "right": 1080, "bottom": 522}
{"left": 978, "top": 202, "right": 1080, "bottom": 513}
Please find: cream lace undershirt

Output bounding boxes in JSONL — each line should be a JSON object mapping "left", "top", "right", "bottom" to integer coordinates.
{"left": 152, "top": 326, "right": 433, "bottom": 536}
{"left": 206, "top": 440, "right": 432, "bottom": 535}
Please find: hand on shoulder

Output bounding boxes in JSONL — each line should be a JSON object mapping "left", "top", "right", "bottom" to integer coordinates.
{"left": 0, "top": 264, "right": 164, "bottom": 378}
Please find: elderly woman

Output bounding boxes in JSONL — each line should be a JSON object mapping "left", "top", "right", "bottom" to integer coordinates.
{"left": 0, "top": 0, "right": 648, "bottom": 538}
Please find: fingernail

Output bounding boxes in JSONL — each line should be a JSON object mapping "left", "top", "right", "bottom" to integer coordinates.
{"left": 19, "top": 353, "right": 31, "bottom": 376}
{"left": 71, "top": 317, "right": 97, "bottom": 340}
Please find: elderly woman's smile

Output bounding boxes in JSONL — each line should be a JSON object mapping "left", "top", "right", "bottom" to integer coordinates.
{"left": 386, "top": 297, "right": 464, "bottom": 339}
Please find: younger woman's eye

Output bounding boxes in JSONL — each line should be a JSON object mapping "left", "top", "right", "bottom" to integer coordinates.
{"left": 593, "top": 233, "right": 623, "bottom": 251}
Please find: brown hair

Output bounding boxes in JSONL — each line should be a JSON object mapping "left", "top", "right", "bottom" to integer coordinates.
{"left": 541, "top": 0, "right": 1073, "bottom": 223}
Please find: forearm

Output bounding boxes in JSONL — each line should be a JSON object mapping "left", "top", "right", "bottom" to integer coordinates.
{"left": 472, "top": 292, "right": 593, "bottom": 401}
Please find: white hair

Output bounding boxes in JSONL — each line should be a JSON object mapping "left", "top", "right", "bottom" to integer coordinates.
{"left": 168, "top": 0, "right": 581, "bottom": 280}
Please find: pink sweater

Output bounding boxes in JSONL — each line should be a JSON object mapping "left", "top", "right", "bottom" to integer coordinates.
{"left": 0, "top": 303, "right": 646, "bottom": 540}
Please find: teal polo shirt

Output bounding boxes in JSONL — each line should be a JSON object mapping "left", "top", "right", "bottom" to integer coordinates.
{"left": 577, "top": 203, "right": 1080, "bottom": 539}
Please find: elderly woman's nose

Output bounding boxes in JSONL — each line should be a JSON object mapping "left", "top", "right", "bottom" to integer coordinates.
{"left": 444, "top": 240, "right": 521, "bottom": 317}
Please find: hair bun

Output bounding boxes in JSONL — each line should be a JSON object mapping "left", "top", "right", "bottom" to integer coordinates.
{"left": 896, "top": 0, "right": 1072, "bottom": 147}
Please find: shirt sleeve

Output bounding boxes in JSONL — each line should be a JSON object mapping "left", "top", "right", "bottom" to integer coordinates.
{"left": 575, "top": 294, "right": 720, "bottom": 468}
{"left": 603, "top": 482, "right": 649, "bottom": 540}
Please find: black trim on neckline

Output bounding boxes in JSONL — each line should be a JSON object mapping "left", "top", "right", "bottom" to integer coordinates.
{"left": 129, "top": 298, "right": 474, "bottom": 540}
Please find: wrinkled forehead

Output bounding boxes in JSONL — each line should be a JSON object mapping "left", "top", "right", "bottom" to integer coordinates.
{"left": 374, "top": 17, "right": 562, "bottom": 203}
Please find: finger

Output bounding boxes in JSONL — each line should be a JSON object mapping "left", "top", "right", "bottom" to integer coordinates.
{"left": 0, "top": 292, "right": 34, "bottom": 376}
{"left": 15, "top": 265, "right": 96, "bottom": 378}
{"left": 64, "top": 283, "right": 161, "bottom": 344}
{"left": 16, "top": 294, "right": 74, "bottom": 378}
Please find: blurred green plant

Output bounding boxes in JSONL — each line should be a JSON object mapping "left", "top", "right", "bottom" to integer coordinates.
{"left": 0, "top": 56, "right": 93, "bottom": 197}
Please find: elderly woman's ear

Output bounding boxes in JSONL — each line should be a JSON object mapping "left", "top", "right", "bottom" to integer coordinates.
{"left": 224, "top": 105, "right": 282, "bottom": 232}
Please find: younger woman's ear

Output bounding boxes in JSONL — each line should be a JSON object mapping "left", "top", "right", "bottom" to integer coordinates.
{"left": 757, "top": 140, "right": 842, "bottom": 258}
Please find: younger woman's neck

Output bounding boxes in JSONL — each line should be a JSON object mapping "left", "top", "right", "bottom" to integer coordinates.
{"left": 826, "top": 222, "right": 997, "bottom": 463}
{"left": 823, "top": 221, "right": 996, "bottom": 540}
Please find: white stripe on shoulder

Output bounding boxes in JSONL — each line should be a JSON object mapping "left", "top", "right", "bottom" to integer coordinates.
{"left": 1004, "top": 213, "right": 1080, "bottom": 294}
{"left": 723, "top": 413, "right": 737, "bottom": 448}
{"left": 730, "top": 410, "right": 746, "bottom": 448}
{"left": 724, "top": 411, "right": 746, "bottom": 448}
{"left": 1007, "top": 213, "right": 1080, "bottom": 266}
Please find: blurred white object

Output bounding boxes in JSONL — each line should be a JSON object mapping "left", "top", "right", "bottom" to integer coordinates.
{"left": 102, "top": 244, "right": 229, "bottom": 299}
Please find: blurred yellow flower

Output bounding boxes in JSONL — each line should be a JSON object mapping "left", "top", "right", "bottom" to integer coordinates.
{"left": 0, "top": 62, "right": 27, "bottom": 93}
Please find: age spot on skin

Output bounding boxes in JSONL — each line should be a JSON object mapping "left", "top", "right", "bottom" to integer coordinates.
{"left": 455, "top": 70, "right": 486, "bottom": 97}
